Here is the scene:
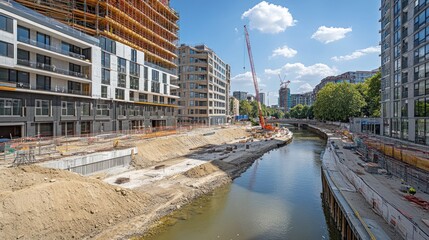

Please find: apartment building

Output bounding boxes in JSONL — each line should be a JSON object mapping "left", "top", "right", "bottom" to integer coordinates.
{"left": 14, "top": 0, "right": 179, "bottom": 69}
{"left": 259, "top": 92, "right": 266, "bottom": 105}
{"left": 380, "top": 0, "right": 429, "bottom": 144}
{"left": 233, "top": 91, "right": 248, "bottom": 101}
{"left": 313, "top": 70, "right": 378, "bottom": 100}
{"left": 174, "top": 44, "right": 230, "bottom": 125}
{"left": 0, "top": 1, "right": 178, "bottom": 138}
{"left": 279, "top": 87, "right": 291, "bottom": 112}
{"left": 290, "top": 92, "right": 313, "bottom": 108}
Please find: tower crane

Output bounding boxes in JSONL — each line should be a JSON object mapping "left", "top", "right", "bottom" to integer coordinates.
{"left": 244, "top": 25, "right": 274, "bottom": 131}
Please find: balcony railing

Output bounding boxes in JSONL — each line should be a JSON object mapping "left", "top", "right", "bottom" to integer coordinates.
{"left": 17, "top": 59, "right": 90, "bottom": 80}
{"left": 0, "top": 80, "right": 90, "bottom": 96}
{"left": 18, "top": 37, "right": 90, "bottom": 62}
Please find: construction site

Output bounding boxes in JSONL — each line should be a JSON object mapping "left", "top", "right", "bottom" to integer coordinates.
{"left": 0, "top": 123, "right": 293, "bottom": 239}
{"left": 14, "top": 0, "right": 179, "bottom": 69}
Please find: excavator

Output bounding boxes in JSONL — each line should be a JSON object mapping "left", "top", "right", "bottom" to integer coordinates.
{"left": 244, "top": 25, "right": 275, "bottom": 131}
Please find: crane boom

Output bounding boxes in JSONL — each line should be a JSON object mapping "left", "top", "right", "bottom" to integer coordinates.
{"left": 244, "top": 25, "right": 266, "bottom": 129}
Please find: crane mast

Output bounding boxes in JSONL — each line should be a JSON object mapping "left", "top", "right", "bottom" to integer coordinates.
{"left": 244, "top": 25, "right": 266, "bottom": 129}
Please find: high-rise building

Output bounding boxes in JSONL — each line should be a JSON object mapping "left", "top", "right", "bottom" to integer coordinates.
{"left": 313, "top": 70, "right": 378, "bottom": 100}
{"left": 279, "top": 87, "right": 291, "bottom": 111}
{"left": 290, "top": 92, "right": 313, "bottom": 108}
{"left": 233, "top": 91, "right": 248, "bottom": 101}
{"left": 230, "top": 96, "right": 239, "bottom": 117}
{"left": 0, "top": 1, "right": 178, "bottom": 138}
{"left": 380, "top": 0, "right": 427, "bottom": 144}
{"left": 259, "top": 92, "right": 266, "bottom": 105}
{"left": 174, "top": 44, "right": 230, "bottom": 125}
{"left": 14, "top": 0, "right": 179, "bottom": 69}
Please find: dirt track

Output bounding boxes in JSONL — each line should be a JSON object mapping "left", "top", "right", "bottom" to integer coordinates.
{"left": 0, "top": 126, "right": 292, "bottom": 239}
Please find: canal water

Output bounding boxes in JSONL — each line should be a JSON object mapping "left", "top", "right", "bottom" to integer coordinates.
{"left": 145, "top": 126, "right": 340, "bottom": 240}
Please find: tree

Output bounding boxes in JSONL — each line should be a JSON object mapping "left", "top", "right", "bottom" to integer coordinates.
{"left": 364, "top": 72, "right": 381, "bottom": 117}
{"left": 314, "top": 82, "right": 365, "bottom": 122}
{"left": 239, "top": 100, "right": 251, "bottom": 116}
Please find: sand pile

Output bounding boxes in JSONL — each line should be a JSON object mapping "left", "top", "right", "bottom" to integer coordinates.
{"left": 184, "top": 162, "right": 220, "bottom": 178}
{"left": 133, "top": 127, "right": 249, "bottom": 168}
{"left": 0, "top": 165, "right": 149, "bottom": 240}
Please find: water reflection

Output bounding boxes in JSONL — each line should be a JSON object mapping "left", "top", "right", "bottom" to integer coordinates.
{"left": 144, "top": 126, "right": 340, "bottom": 240}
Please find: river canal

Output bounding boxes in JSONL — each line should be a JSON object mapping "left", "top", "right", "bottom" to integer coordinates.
{"left": 145, "top": 126, "right": 340, "bottom": 240}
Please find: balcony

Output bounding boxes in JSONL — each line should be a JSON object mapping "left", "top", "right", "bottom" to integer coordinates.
{"left": 17, "top": 59, "right": 89, "bottom": 80}
{"left": 0, "top": 80, "right": 90, "bottom": 96}
{"left": 17, "top": 37, "right": 90, "bottom": 62}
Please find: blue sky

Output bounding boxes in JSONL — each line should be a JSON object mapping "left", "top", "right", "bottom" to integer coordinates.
{"left": 170, "top": 0, "right": 381, "bottom": 105}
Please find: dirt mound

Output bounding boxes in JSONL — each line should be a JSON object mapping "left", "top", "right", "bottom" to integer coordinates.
{"left": 133, "top": 127, "right": 249, "bottom": 168}
{"left": 0, "top": 166, "right": 150, "bottom": 240}
{"left": 184, "top": 162, "right": 220, "bottom": 178}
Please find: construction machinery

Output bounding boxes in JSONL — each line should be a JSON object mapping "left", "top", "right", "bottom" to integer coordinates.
{"left": 244, "top": 25, "right": 274, "bottom": 131}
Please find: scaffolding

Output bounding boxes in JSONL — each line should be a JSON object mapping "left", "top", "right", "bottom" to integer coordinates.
{"left": 15, "top": 0, "right": 179, "bottom": 69}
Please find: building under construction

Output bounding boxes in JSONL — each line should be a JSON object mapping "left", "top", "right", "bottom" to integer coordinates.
{"left": 14, "top": 0, "right": 179, "bottom": 69}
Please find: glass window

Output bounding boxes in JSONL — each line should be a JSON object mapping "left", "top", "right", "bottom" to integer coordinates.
{"left": 101, "top": 69, "right": 110, "bottom": 85}
{"left": 162, "top": 73, "right": 167, "bottom": 83}
{"left": 130, "top": 76, "right": 139, "bottom": 90}
{"left": 35, "top": 99, "right": 50, "bottom": 116}
{"left": 36, "top": 75, "right": 51, "bottom": 91}
{"left": 0, "top": 41, "right": 13, "bottom": 58}
{"left": 0, "top": 98, "right": 21, "bottom": 116}
{"left": 144, "top": 66, "right": 148, "bottom": 80}
{"left": 131, "top": 49, "right": 137, "bottom": 62}
{"left": 96, "top": 104, "right": 109, "bottom": 116}
{"left": 36, "top": 32, "right": 50, "bottom": 48}
{"left": 139, "top": 93, "right": 148, "bottom": 102}
{"left": 117, "top": 57, "right": 126, "bottom": 73}
{"left": 117, "top": 73, "right": 126, "bottom": 88}
{"left": 61, "top": 101, "right": 75, "bottom": 116}
{"left": 0, "top": 15, "right": 13, "bottom": 33}
{"left": 101, "top": 52, "right": 110, "bottom": 68}
{"left": 81, "top": 102, "right": 91, "bottom": 116}
{"left": 115, "top": 88, "right": 124, "bottom": 100}
{"left": 17, "top": 26, "right": 29, "bottom": 42}
{"left": 101, "top": 86, "right": 108, "bottom": 98}
{"left": 152, "top": 69, "right": 159, "bottom": 82}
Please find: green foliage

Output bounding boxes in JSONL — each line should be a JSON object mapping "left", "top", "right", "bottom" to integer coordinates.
{"left": 239, "top": 100, "right": 252, "bottom": 116}
{"left": 314, "top": 82, "right": 366, "bottom": 122}
{"left": 289, "top": 104, "right": 314, "bottom": 119}
{"left": 364, "top": 72, "right": 381, "bottom": 117}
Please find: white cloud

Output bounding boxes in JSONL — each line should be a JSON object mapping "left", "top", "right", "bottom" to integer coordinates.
{"left": 234, "top": 27, "right": 238, "bottom": 33}
{"left": 297, "top": 83, "right": 313, "bottom": 93}
{"left": 331, "top": 46, "right": 380, "bottom": 61}
{"left": 271, "top": 45, "right": 297, "bottom": 58}
{"left": 265, "top": 63, "right": 337, "bottom": 79}
{"left": 231, "top": 71, "right": 265, "bottom": 87}
{"left": 311, "top": 26, "right": 352, "bottom": 44}
{"left": 241, "top": 1, "right": 296, "bottom": 34}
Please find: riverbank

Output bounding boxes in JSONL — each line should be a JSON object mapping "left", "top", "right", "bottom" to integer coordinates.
{"left": 0, "top": 126, "right": 293, "bottom": 239}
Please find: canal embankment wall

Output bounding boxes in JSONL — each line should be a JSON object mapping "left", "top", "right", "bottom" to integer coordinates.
{"left": 304, "top": 123, "right": 429, "bottom": 240}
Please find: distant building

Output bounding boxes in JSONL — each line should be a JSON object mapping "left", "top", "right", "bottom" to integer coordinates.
{"left": 174, "top": 44, "right": 230, "bottom": 125}
{"left": 230, "top": 97, "right": 239, "bottom": 117}
{"left": 233, "top": 91, "right": 248, "bottom": 101}
{"left": 291, "top": 92, "right": 313, "bottom": 108}
{"left": 313, "top": 70, "right": 378, "bottom": 100}
{"left": 259, "top": 92, "right": 266, "bottom": 105}
{"left": 279, "top": 87, "right": 291, "bottom": 111}
{"left": 247, "top": 94, "right": 255, "bottom": 102}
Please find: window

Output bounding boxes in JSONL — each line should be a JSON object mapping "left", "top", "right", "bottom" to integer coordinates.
{"left": 118, "top": 57, "right": 126, "bottom": 73}
{"left": 81, "top": 102, "right": 91, "bottom": 116}
{"left": 68, "top": 81, "right": 82, "bottom": 95}
{"left": 17, "top": 26, "right": 29, "bottom": 42}
{"left": 401, "top": 100, "right": 408, "bottom": 116}
{"left": 118, "top": 73, "right": 126, "bottom": 88}
{"left": 36, "top": 75, "right": 51, "bottom": 91}
{"left": 139, "top": 93, "right": 148, "bottom": 102}
{"left": 0, "top": 98, "right": 22, "bottom": 116}
{"left": 152, "top": 69, "right": 159, "bottom": 82}
{"left": 69, "top": 63, "right": 81, "bottom": 74}
{"left": 17, "top": 49, "right": 29, "bottom": 63}
{"left": 101, "top": 52, "right": 110, "bottom": 68}
{"left": 151, "top": 81, "right": 160, "bottom": 93}
{"left": 144, "top": 80, "right": 149, "bottom": 91}
{"left": 100, "top": 37, "right": 116, "bottom": 54}
{"left": 115, "top": 88, "right": 125, "bottom": 100}
{"left": 130, "top": 76, "right": 139, "bottom": 90}
{"left": 0, "top": 41, "right": 13, "bottom": 58}
{"left": 153, "top": 95, "right": 158, "bottom": 103}
{"left": 96, "top": 104, "right": 109, "bottom": 116}
{"left": 101, "top": 86, "right": 108, "bottom": 98}
{"left": 130, "top": 62, "right": 140, "bottom": 77}
{"left": 164, "top": 84, "right": 167, "bottom": 94}
{"left": 144, "top": 66, "right": 148, "bottom": 80}
{"left": 101, "top": 69, "right": 110, "bottom": 84}
{"left": 131, "top": 49, "right": 137, "bottom": 62}
{"left": 36, "top": 32, "right": 50, "bottom": 48}
{"left": 36, "top": 54, "right": 51, "bottom": 70}
{"left": 35, "top": 99, "right": 50, "bottom": 116}
{"left": 162, "top": 73, "right": 167, "bottom": 83}
{"left": 159, "top": 96, "right": 164, "bottom": 104}
{"left": 61, "top": 101, "right": 75, "bottom": 116}
{"left": 0, "top": 68, "right": 29, "bottom": 88}
{"left": 129, "top": 91, "right": 135, "bottom": 101}
{"left": 0, "top": 15, "right": 13, "bottom": 33}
